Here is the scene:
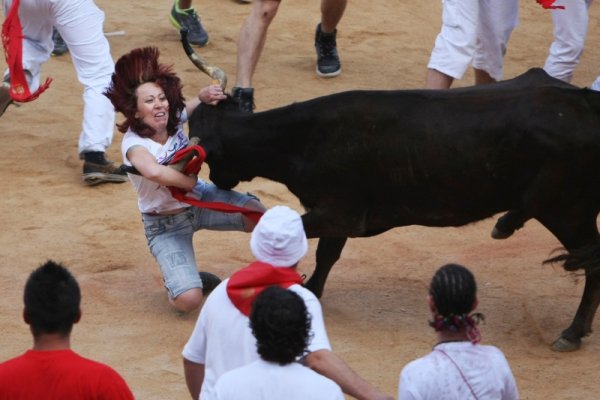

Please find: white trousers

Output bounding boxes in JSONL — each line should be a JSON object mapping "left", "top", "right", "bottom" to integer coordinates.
{"left": 3, "top": 0, "right": 115, "bottom": 155}
{"left": 543, "top": 0, "right": 593, "bottom": 83}
{"left": 428, "top": 0, "right": 519, "bottom": 81}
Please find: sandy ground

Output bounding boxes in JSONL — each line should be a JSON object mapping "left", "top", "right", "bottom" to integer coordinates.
{"left": 2, "top": 0, "right": 600, "bottom": 399}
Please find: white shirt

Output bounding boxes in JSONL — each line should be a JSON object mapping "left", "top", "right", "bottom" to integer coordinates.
{"left": 182, "top": 280, "right": 332, "bottom": 400}
{"left": 120, "top": 110, "right": 190, "bottom": 214}
{"left": 398, "top": 341, "right": 519, "bottom": 400}
{"left": 210, "top": 359, "right": 344, "bottom": 400}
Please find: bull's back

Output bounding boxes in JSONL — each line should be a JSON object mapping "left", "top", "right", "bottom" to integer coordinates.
{"left": 278, "top": 75, "right": 600, "bottom": 226}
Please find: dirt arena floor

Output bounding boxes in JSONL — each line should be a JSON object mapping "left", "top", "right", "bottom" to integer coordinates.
{"left": 2, "top": 1, "right": 600, "bottom": 398}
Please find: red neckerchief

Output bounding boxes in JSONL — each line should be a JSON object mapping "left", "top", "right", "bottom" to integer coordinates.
{"left": 536, "top": 0, "right": 565, "bottom": 9}
{"left": 1, "top": 0, "right": 52, "bottom": 102}
{"left": 226, "top": 261, "right": 303, "bottom": 316}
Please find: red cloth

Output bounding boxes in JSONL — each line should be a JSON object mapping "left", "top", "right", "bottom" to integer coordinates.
{"left": 536, "top": 0, "right": 565, "bottom": 10}
{"left": 226, "top": 261, "right": 303, "bottom": 316}
{"left": 1, "top": 0, "right": 52, "bottom": 102}
{"left": 0, "top": 349, "right": 134, "bottom": 400}
{"left": 167, "top": 144, "right": 263, "bottom": 224}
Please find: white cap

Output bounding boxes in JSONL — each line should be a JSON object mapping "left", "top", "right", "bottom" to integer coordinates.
{"left": 250, "top": 206, "right": 308, "bottom": 267}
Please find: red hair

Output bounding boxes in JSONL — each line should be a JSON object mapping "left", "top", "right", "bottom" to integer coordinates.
{"left": 104, "top": 47, "right": 185, "bottom": 138}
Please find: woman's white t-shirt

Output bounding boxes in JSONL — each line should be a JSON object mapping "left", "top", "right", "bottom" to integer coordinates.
{"left": 121, "top": 111, "right": 191, "bottom": 214}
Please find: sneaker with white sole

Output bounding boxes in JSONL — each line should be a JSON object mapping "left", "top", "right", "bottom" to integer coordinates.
{"left": 82, "top": 160, "right": 129, "bottom": 186}
{"left": 314, "top": 23, "right": 341, "bottom": 78}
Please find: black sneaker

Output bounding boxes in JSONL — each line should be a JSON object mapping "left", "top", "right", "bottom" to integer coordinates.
{"left": 169, "top": 2, "right": 209, "bottom": 47}
{"left": 314, "top": 23, "right": 341, "bottom": 78}
{"left": 231, "top": 87, "right": 254, "bottom": 113}
{"left": 199, "top": 271, "right": 221, "bottom": 296}
{"left": 51, "top": 28, "right": 69, "bottom": 56}
{"left": 82, "top": 159, "right": 129, "bottom": 186}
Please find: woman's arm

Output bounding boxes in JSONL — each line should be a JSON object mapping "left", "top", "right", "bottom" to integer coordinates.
{"left": 185, "top": 84, "right": 226, "bottom": 116}
{"left": 127, "top": 145, "right": 197, "bottom": 191}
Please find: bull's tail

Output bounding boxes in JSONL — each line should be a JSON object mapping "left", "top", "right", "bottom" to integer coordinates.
{"left": 544, "top": 241, "right": 600, "bottom": 273}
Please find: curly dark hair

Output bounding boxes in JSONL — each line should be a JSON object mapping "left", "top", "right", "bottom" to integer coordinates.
{"left": 24, "top": 260, "right": 81, "bottom": 337}
{"left": 250, "top": 286, "right": 312, "bottom": 365}
{"left": 104, "top": 47, "right": 186, "bottom": 138}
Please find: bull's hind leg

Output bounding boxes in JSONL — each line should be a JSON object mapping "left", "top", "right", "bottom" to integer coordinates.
{"left": 537, "top": 211, "right": 600, "bottom": 351}
{"left": 304, "top": 237, "right": 347, "bottom": 298}
{"left": 552, "top": 268, "right": 600, "bottom": 352}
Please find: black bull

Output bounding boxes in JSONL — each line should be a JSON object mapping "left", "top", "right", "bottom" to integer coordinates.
{"left": 188, "top": 68, "right": 600, "bottom": 351}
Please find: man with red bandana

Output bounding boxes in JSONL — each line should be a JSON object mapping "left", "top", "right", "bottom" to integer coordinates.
{"left": 182, "top": 205, "right": 393, "bottom": 400}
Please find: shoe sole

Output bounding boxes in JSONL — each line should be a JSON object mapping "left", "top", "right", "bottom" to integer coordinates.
{"left": 169, "top": 15, "right": 209, "bottom": 47}
{"left": 82, "top": 172, "right": 129, "bottom": 186}
{"left": 316, "top": 67, "right": 341, "bottom": 78}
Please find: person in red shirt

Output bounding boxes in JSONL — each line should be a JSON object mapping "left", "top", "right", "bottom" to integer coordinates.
{"left": 0, "top": 260, "right": 134, "bottom": 400}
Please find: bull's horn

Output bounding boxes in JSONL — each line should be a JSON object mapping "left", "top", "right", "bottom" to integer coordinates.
{"left": 180, "top": 29, "right": 228, "bottom": 90}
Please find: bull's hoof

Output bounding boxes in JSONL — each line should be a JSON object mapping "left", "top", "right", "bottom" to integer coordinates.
{"left": 551, "top": 336, "right": 581, "bottom": 352}
{"left": 491, "top": 226, "right": 514, "bottom": 240}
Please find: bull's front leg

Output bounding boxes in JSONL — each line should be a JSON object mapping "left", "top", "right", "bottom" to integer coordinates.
{"left": 304, "top": 237, "right": 347, "bottom": 298}
{"left": 553, "top": 268, "right": 600, "bottom": 352}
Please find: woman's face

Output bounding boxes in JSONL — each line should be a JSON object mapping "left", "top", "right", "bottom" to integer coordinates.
{"left": 135, "top": 82, "right": 169, "bottom": 134}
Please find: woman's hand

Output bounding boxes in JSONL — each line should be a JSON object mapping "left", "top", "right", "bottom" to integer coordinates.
{"left": 198, "top": 84, "right": 226, "bottom": 105}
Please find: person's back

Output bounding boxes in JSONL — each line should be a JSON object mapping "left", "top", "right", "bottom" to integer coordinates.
{"left": 182, "top": 278, "right": 329, "bottom": 400}
{"left": 0, "top": 260, "right": 133, "bottom": 400}
{"left": 213, "top": 359, "right": 343, "bottom": 400}
{"left": 0, "top": 349, "right": 132, "bottom": 400}
{"left": 211, "top": 285, "right": 343, "bottom": 400}
{"left": 398, "top": 263, "right": 518, "bottom": 400}
{"left": 399, "top": 341, "right": 517, "bottom": 400}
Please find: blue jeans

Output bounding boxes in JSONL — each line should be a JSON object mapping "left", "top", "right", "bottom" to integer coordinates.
{"left": 142, "top": 183, "right": 258, "bottom": 298}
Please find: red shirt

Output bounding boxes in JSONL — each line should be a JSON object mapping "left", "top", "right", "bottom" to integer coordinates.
{"left": 0, "top": 349, "right": 134, "bottom": 400}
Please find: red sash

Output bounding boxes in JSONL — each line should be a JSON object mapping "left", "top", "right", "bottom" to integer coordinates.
{"left": 167, "top": 145, "right": 263, "bottom": 224}
{"left": 1, "top": 0, "right": 52, "bottom": 102}
{"left": 226, "top": 261, "right": 303, "bottom": 316}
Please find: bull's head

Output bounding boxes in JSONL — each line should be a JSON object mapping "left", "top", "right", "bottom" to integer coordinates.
{"left": 187, "top": 98, "right": 252, "bottom": 191}
{"left": 181, "top": 30, "right": 258, "bottom": 190}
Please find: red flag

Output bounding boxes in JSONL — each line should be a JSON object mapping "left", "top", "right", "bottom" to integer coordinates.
{"left": 1, "top": 0, "right": 52, "bottom": 102}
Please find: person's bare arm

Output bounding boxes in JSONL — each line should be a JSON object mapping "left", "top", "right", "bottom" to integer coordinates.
{"left": 305, "top": 349, "right": 394, "bottom": 400}
{"left": 185, "top": 84, "right": 226, "bottom": 116}
{"left": 127, "top": 145, "right": 196, "bottom": 191}
{"left": 183, "top": 358, "right": 205, "bottom": 400}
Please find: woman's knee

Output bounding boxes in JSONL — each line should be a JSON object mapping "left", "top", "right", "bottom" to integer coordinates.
{"left": 170, "top": 288, "right": 204, "bottom": 312}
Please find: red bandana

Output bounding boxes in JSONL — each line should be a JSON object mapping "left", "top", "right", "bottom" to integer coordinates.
{"left": 536, "top": 0, "right": 565, "bottom": 10}
{"left": 1, "top": 0, "right": 52, "bottom": 102}
{"left": 226, "top": 261, "right": 303, "bottom": 316}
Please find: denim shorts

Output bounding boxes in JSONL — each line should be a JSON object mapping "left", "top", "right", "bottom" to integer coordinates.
{"left": 142, "top": 183, "right": 258, "bottom": 298}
